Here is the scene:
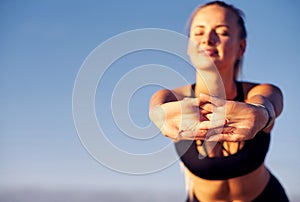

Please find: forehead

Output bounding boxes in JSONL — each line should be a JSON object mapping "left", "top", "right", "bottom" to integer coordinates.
{"left": 191, "top": 5, "right": 238, "bottom": 28}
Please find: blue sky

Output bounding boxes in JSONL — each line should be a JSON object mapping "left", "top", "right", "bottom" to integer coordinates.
{"left": 1, "top": 0, "right": 300, "bottom": 201}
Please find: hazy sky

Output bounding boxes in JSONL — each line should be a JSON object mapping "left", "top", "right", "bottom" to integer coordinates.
{"left": 1, "top": 0, "right": 300, "bottom": 201}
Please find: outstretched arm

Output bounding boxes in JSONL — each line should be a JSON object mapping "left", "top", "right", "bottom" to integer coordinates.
{"left": 245, "top": 83, "right": 283, "bottom": 133}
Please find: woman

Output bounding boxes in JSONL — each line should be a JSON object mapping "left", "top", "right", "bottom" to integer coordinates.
{"left": 149, "top": 1, "right": 289, "bottom": 202}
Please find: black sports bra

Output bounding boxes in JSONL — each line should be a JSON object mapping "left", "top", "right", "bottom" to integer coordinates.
{"left": 175, "top": 82, "right": 270, "bottom": 180}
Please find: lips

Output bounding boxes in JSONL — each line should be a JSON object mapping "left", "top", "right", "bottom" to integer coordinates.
{"left": 198, "top": 48, "right": 218, "bottom": 57}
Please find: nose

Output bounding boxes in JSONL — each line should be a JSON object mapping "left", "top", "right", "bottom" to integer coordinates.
{"left": 201, "top": 31, "right": 218, "bottom": 45}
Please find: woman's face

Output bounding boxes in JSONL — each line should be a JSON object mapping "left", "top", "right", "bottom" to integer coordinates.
{"left": 188, "top": 5, "right": 245, "bottom": 71}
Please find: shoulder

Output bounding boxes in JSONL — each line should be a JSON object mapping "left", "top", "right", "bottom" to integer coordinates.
{"left": 239, "top": 81, "right": 282, "bottom": 99}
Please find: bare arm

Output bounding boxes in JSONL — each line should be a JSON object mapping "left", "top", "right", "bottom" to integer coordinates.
{"left": 149, "top": 82, "right": 284, "bottom": 142}
{"left": 245, "top": 83, "right": 283, "bottom": 133}
{"left": 149, "top": 89, "right": 181, "bottom": 109}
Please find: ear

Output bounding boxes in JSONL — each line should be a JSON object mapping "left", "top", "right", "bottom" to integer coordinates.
{"left": 238, "top": 39, "right": 246, "bottom": 58}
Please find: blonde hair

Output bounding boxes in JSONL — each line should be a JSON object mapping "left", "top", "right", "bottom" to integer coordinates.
{"left": 180, "top": 163, "right": 194, "bottom": 201}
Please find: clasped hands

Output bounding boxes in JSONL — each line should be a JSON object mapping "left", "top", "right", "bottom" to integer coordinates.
{"left": 149, "top": 93, "right": 267, "bottom": 142}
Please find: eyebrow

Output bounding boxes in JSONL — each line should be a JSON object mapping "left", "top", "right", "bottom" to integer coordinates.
{"left": 193, "top": 25, "right": 231, "bottom": 29}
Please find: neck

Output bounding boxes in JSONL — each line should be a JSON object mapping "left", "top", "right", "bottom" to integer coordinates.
{"left": 194, "top": 68, "right": 237, "bottom": 100}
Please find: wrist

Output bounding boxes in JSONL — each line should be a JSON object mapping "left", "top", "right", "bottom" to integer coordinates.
{"left": 247, "top": 94, "right": 277, "bottom": 131}
{"left": 250, "top": 103, "right": 274, "bottom": 130}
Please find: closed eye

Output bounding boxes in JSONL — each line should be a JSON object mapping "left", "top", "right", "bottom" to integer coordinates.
{"left": 194, "top": 32, "right": 204, "bottom": 36}
{"left": 218, "top": 31, "right": 229, "bottom": 36}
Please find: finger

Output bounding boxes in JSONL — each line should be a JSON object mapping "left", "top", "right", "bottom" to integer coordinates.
{"left": 206, "top": 133, "right": 241, "bottom": 142}
{"left": 199, "top": 93, "right": 226, "bottom": 106}
{"left": 205, "top": 126, "right": 244, "bottom": 142}
{"left": 200, "top": 108, "right": 210, "bottom": 115}
{"left": 205, "top": 112, "right": 226, "bottom": 121}
{"left": 180, "top": 129, "right": 207, "bottom": 139}
{"left": 198, "top": 119, "right": 226, "bottom": 130}
{"left": 200, "top": 103, "right": 215, "bottom": 112}
{"left": 162, "top": 126, "right": 184, "bottom": 142}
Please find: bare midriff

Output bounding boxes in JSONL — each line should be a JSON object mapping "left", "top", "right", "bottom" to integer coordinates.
{"left": 189, "top": 164, "right": 270, "bottom": 202}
